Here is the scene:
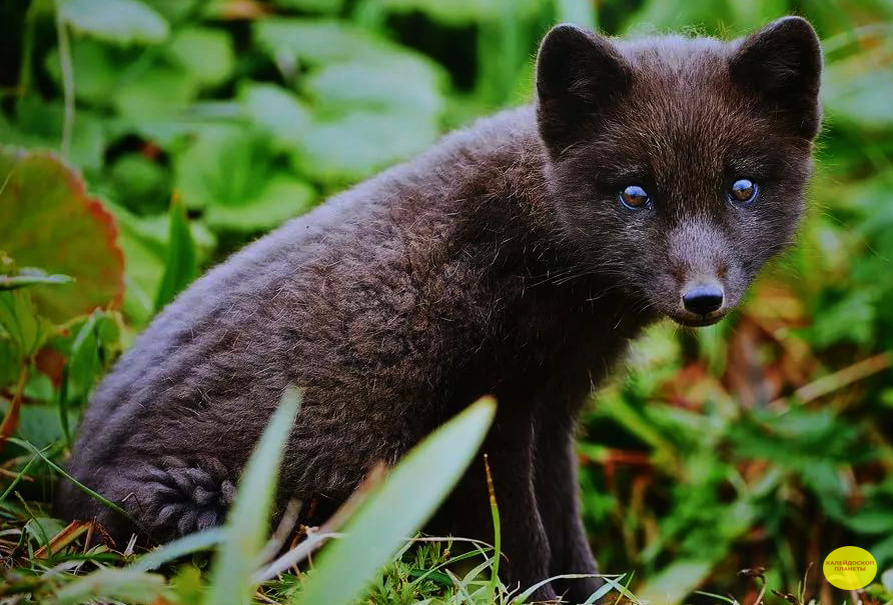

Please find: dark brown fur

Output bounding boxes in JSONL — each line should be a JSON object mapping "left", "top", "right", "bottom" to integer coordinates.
{"left": 58, "top": 17, "right": 821, "bottom": 602}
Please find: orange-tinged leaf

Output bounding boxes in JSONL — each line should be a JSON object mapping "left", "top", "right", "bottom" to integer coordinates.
{"left": 0, "top": 147, "right": 124, "bottom": 324}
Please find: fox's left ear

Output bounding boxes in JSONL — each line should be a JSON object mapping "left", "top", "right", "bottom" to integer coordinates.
{"left": 730, "top": 16, "right": 823, "bottom": 139}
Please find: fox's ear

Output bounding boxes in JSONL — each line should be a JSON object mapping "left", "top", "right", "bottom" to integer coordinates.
{"left": 536, "top": 24, "right": 631, "bottom": 155}
{"left": 730, "top": 16, "right": 823, "bottom": 139}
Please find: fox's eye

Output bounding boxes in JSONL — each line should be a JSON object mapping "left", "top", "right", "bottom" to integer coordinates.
{"left": 729, "top": 178, "right": 758, "bottom": 204}
{"left": 619, "top": 185, "right": 650, "bottom": 209}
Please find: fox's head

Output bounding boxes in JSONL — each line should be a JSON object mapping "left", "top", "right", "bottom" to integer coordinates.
{"left": 536, "top": 17, "right": 822, "bottom": 326}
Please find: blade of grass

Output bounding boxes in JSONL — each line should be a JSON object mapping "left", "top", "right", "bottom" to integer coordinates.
{"left": 130, "top": 527, "right": 226, "bottom": 572}
{"left": 55, "top": 568, "right": 169, "bottom": 605}
{"left": 154, "top": 193, "right": 198, "bottom": 312}
{"left": 7, "top": 436, "right": 137, "bottom": 527}
{"left": 514, "top": 574, "right": 637, "bottom": 605}
{"left": 57, "top": 363, "right": 71, "bottom": 447}
{"left": 203, "top": 388, "right": 301, "bottom": 605}
{"left": 291, "top": 396, "right": 496, "bottom": 605}
{"left": 583, "top": 574, "right": 627, "bottom": 605}
{"left": 0, "top": 452, "right": 39, "bottom": 504}
{"left": 484, "top": 453, "right": 501, "bottom": 602}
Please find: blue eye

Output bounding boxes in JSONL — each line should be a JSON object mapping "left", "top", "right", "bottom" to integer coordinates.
{"left": 619, "top": 185, "right": 650, "bottom": 209}
{"left": 729, "top": 178, "right": 758, "bottom": 204}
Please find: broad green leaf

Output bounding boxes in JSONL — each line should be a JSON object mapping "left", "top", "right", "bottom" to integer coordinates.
{"left": 55, "top": 568, "right": 170, "bottom": 605}
{"left": 174, "top": 125, "right": 273, "bottom": 212}
{"left": 112, "top": 212, "right": 165, "bottom": 324}
{"left": 58, "top": 0, "right": 170, "bottom": 45}
{"left": 844, "top": 507, "right": 893, "bottom": 534}
{"left": 166, "top": 27, "right": 235, "bottom": 88}
{"left": 204, "top": 389, "right": 301, "bottom": 605}
{"left": 0, "top": 399, "right": 77, "bottom": 448}
{"left": 108, "top": 204, "right": 215, "bottom": 324}
{"left": 0, "top": 99, "right": 107, "bottom": 173}
{"left": 154, "top": 195, "right": 197, "bottom": 311}
{"left": 44, "top": 39, "right": 134, "bottom": 107}
{"left": 254, "top": 18, "right": 404, "bottom": 65}
{"left": 291, "top": 397, "right": 495, "bottom": 605}
{"left": 272, "top": 0, "right": 345, "bottom": 12}
{"left": 238, "top": 83, "right": 313, "bottom": 152}
{"left": 113, "top": 63, "right": 202, "bottom": 118}
{"left": 298, "top": 111, "right": 439, "bottom": 185}
{"left": 380, "top": 0, "right": 546, "bottom": 24}
{"left": 0, "top": 147, "right": 124, "bottom": 323}
{"left": 304, "top": 58, "right": 445, "bottom": 116}
{"left": 23, "top": 516, "right": 66, "bottom": 547}
{"left": 205, "top": 176, "right": 316, "bottom": 231}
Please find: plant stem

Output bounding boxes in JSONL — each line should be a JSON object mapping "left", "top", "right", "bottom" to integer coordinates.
{"left": 54, "top": 0, "right": 75, "bottom": 158}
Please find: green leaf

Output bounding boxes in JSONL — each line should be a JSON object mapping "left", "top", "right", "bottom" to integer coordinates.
{"left": 0, "top": 147, "right": 125, "bottom": 324}
{"left": 173, "top": 125, "right": 272, "bottom": 212}
{"left": 298, "top": 111, "right": 439, "bottom": 185}
{"left": 3, "top": 399, "right": 74, "bottom": 449}
{"left": 0, "top": 338, "right": 21, "bottom": 390}
{"left": 291, "top": 397, "right": 495, "bottom": 605}
{"left": 204, "top": 389, "right": 301, "bottom": 605}
{"left": 271, "top": 0, "right": 346, "bottom": 13}
{"left": 238, "top": 83, "right": 313, "bottom": 152}
{"left": 0, "top": 290, "right": 54, "bottom": 357}
{"left": 67, "top": 310, "right": 118, "bottom": 399}
{"left": 253, "top": 18, "right": 403, "bottom": 65}
{"left": 380, "top": 0, "right": 546, "bottom": 24}
{"left": 108, "top": 204, "right": 215, "bottom": 324}
{"left": 154, "top": 195, "right": 197, "bottom": 311}
{"left": 113, "top": 63, "right": 202, "bottom": 118}
{"left": 55, "top": 568, "right": 170, "bottom": 605}
{"left": 205, "top": 175, "right": 316, "bottom": 231}
{"left": 23, "top": 516, "right": 66, "bottom": 548}
{"left": 303, "top": 57, "right": 445, "bottom": 116}
{"left": 0, "top": 98, "right": 108, "bottom": 173}
{"left": 824, "top": 32, "right": 893, "bottom": 130}
{"left": 844, "top": 507, "right": 893, "bottom": 534}
{"left": 58, "top": 0, "right": 170, "bottom": 45}
{"left": 166, "top": 27, "right": 235, "bottom": 88}
{"left": 44, "top": 39, "right": 132, "bottom": 107}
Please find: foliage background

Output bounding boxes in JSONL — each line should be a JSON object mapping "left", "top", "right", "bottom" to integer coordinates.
{"left": 1, "top": 0, "right": 893, "bottom": 603}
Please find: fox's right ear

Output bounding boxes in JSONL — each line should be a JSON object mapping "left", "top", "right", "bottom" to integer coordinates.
{"left": 730, "top": 16, "right": 823, "bottom": 139}
{"left": 536, "top": 24, "right": 631, "bottom": 156}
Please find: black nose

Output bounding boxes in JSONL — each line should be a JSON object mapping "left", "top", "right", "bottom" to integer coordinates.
{"left": 682, "top": 284, "right": 724, "bottom": 315}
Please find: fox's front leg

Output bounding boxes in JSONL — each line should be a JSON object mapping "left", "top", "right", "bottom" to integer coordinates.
{"left": 445, "top": 410, "right": 558, "bottom": 601}
{"left": 534, "top": 409, "right": 602, "bottom": 604}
